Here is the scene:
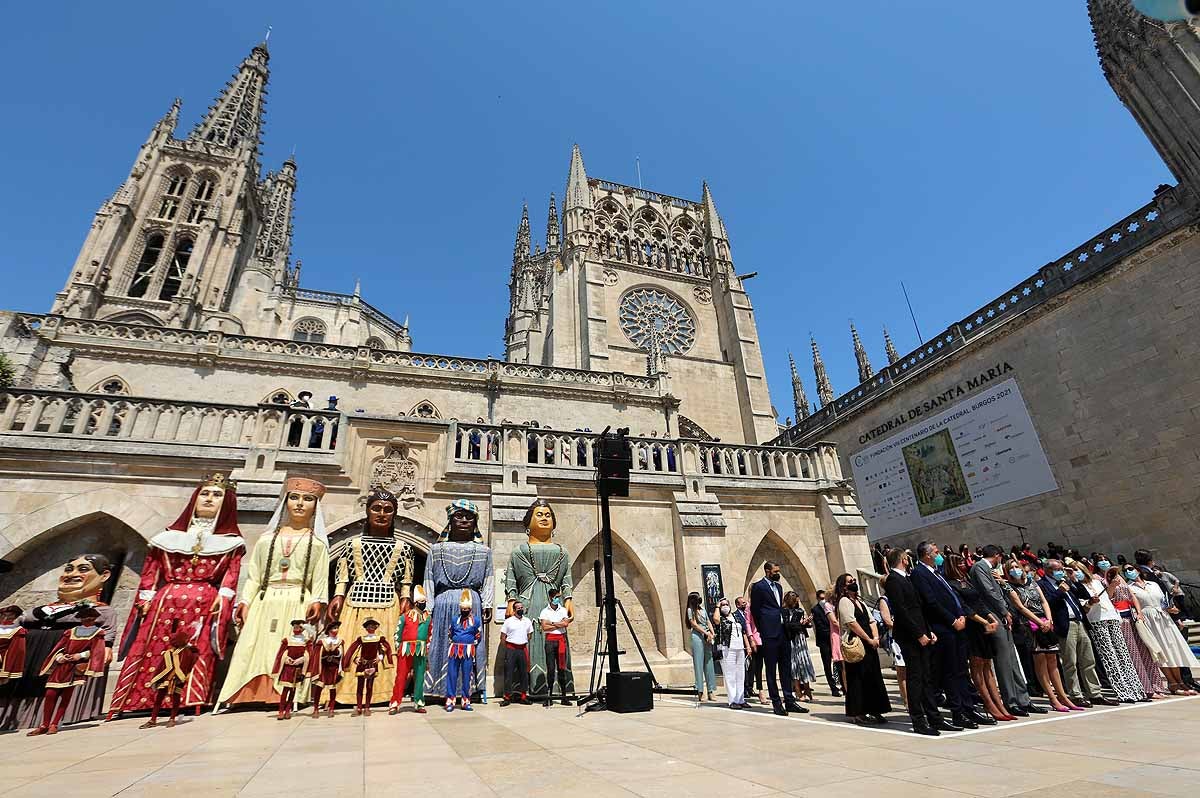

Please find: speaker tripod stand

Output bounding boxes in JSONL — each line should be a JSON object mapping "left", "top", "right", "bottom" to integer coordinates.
{"left": 576, "top": 593, "right": 660, "bottom": 715}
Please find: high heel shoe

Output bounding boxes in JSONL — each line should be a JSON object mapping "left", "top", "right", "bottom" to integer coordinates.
{"left": 1051, "top": 704, "right": 1070, "bottom": 712}
{"left": 1066, "top": 704, "right": 1086, "bottom": 711}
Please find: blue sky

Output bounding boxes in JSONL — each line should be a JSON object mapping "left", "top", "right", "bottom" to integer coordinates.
{"left": 0, "top": 2, "right": 1171, "bottom": 421}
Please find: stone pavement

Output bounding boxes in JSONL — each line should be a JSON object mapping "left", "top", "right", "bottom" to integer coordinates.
{"left": 1, "top": 692, "right": 1197, "bottom": 798}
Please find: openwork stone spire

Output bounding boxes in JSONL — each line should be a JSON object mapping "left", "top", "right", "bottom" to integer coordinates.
{"left": 1089, "top": 0, "right": 1200, "bottom": 188}
{"left": 189, "top": 42, "right": 270, "bottom": 155}
{"left": 811, "top": 336, "right": 834, "bottom": 407}
{"left": 545, "top": 193, "right": 559, "bottom": 252}
{"left": 883, "top": 326, "right": 900, "bottom": 364}
{"left": 513, "top": 203, "right": 531, "bottom": 263}
{"left": 565, "top": 144, "right": 590, "bottom": 210}
{"left": 701, "top": 181, "right": 729, "bottom": 242}
{"left": 255, "top": 157, "right": 296, "bottom": 281}
{"left": 789, "top": 351, "right": 810, "bottom": 420}
{"left": 851, "top": 322, "right": 873, "bottom": 382}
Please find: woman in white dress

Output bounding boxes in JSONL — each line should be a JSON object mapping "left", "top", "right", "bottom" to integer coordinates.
{"left": 1127, "top": 568, "right": 1199, "bottom": 696}
{"left": 217, "top": 477, "right": 331, "bottom": 708}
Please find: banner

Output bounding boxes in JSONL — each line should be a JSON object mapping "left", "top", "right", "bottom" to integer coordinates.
{"left": 850, "top": 378, "right": 1057, "bottom": 541}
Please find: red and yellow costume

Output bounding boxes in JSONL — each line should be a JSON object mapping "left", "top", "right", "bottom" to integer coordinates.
{"left": 29, "top": 615, "right": 106, "bottom": 735}
{"left": 141, "top": 631, "right": 199, "bottom": 727}
{"left": 0, "top": 616, "right": 26, "bottom": 681}
{"left": 343, "top": 629, "right": 392, "bottom": 714}
{"left": 389, "top": 587, "right": 432, "bottom": 713}
{"left": 271, "top": 631, "right": 310, "bottom": 720}
{"left": 307, "top": 629, "right": 344, "bottom": 716}
{"left": 108, "top": 478, "right": 244, "bottom": 716}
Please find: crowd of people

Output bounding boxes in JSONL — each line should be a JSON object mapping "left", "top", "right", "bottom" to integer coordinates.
{"left": 688, "top": 543, "right": 1198, "bottom": 736}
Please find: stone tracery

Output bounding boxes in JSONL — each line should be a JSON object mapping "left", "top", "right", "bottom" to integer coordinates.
{"left": 617, "top": 287, "right": 696, "bottom": 356}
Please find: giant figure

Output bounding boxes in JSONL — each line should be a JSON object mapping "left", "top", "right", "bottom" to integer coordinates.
{"left": 327, "top": 487, "right": 414, "bottom": 705}
{"left": 504, "top": 499, "right": 574, "bottom": 700}
{"left": 217, "top": 477, "right": 330, "bottom": 707}
{"left": 423, "top": 500, "right": 492, "bottom": 700}
{"left": 108, "top": 473, "right": 244, "bottom": 717}
{"left": 0, "top": 555, "right": 116, "bottom": 731}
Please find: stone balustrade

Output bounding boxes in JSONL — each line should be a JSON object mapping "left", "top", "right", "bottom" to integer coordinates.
{"left": 0, "top": 388, "right": 340, "bottom": 452}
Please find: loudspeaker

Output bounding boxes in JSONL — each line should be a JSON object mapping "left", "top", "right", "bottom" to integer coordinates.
{"left": 606, "top": 671, "right": 653, "bottom": 713}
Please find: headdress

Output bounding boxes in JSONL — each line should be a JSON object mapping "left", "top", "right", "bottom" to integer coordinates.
{"left": 325, "top": 620, "right": 342, "bottom": 631}
{"left": 75, "top": 605, "right": 100, "bottom": 620}
{"left": 290, "top": 618, "right": 306, "bottom": 626}
{"left": 285, "top": 477, "right": 327, "bottom": 499}
{"left": 413, "top": 585, "right": 427, "bottom": 604}
{"left": 459, "top": 589, "right": 473, "bottom": 610}
{"left": 0, "top": 604, "right": 22, "bottom": 617}
{"left": 437, "top": 498, "right": 483, "bottom": 543}
{"left": 202, "top": 472, "right": 238, "bottom": 493}
{"left": 362, "top": 618, "right": 380, "bottom": 628}
{"left": 363, "top": 487, "right": 399, "bottom": 538}
{"left": 167, "top": 475, "right": 243, "bottom": 536}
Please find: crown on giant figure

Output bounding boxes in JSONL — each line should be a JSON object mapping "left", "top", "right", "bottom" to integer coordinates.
{"left": 201, "top": 472, "right": 238, "bottom": 493}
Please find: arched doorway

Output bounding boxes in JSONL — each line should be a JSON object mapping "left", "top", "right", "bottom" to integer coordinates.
{"left": 742, "top": 529, "right": 820, "bottom": 608}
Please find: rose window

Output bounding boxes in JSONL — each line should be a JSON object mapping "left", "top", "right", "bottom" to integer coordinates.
{"left": 617, "top": 288, "right": 696, "bottom": 355}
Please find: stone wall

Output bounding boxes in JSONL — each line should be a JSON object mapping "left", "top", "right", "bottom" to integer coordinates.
{"left": 810, "top": 226, "right": 1200, "bottom": 582}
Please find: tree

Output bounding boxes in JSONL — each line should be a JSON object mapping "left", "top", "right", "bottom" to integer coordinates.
{"left": 0, "top": 352, "right": 15, "bottom": 389}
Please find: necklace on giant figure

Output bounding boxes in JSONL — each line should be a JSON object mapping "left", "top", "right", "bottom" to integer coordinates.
{"left": 279, "top": 532, "right": 302, "bottom": 571}
{"left": 189, "top": 516, "right": 216, "bottom": 565}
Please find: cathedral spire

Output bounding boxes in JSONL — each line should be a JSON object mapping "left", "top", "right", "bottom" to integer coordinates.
{"left": 513, "top": 203, "right": 531, "bottom": 263}
{"left": 789, "top": 351, "right": 810, "bottom": 420}
{"left": 1089, "top": 1, "right": 1200, "bottom": 189}
{"left": 850, "top": 322, "right": 873, "bottom": 382}
{"left": 545, "top": 193, "right": 559, "bottom": 252}
{"left": 188, "top": 42, "right": 270, "bottom": 156}
{"left": 255, "top": 156, "right": 296, "bottom": 282}
{"left": 883, "top": 326, "right": 900, "bottom": 364}
{"left": 701, "top": 181, "right": 729, "bottom": 242}
{"left": 564, "top": 144, "right": 590, "bottom": 210}
{"left": 811, "top": 336, "right": 834, "bottom": 408}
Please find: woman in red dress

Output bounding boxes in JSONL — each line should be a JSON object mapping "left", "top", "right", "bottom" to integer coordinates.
{"left": 107, "top": 474, "right": 244, "bottom": 718}
{"left": 29, "top": 605, "right": 106, "bottom": 735}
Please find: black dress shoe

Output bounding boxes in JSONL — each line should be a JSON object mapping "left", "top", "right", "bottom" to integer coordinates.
{"left": 1074, "top": 698, "right": 1093, "bottom": 708}
{"left": 853, "top": 716, "right": 872, "bottom": 726}
{"left": 912, "top": 719, "right": 940, "bottom": 736}
{"left": 934, "top": 718, "right": 963, "bottom": 732}
{"left": 1008, "top": 705, "right": 1029, "bottom": 717}
{"left": 972, "top": 711, "right": 997, "bottom": 725}
{"left": 951, "top": 713, "right": 978, "bottom": 730}
{"left": 499, "top": 698, "right": 512, "bottom": 707}
{"left": 1091, "top": 696, "right": 1118, "bottom": 706}
{"left": 868, "top": 713, "right": 889, "bottom": 724}
{"left": 1023, "top": 704, "right": 1048, "bottom": 714}
{"left": 773, "top": 704, "right": 788, "bottom": 717}
{"left": 831, "top": 690, "right": 843, "bottom": 698}
{"left": 785, "top": 701, "right": 809, "bottom": 714}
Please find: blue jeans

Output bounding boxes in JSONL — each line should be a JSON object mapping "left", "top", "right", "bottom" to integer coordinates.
{"left": 691, "top": 632, "right": 717, "bottom": 693}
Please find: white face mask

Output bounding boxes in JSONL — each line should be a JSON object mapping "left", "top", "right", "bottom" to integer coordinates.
{"left": 720, "top": 606, "right": 731, "bottom": 616}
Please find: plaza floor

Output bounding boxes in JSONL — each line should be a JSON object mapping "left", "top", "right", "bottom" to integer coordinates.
{"left": 1, "top": 689, "right": 1197, "bottom": 798}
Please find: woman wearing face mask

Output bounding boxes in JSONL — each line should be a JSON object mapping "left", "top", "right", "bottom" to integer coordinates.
{"left": 1007, "top": 561, "right": 1082, "bottom": 711}
{"left": 685, "top": 592, "right": 717, "bottom": 702}
{"left": 714, "top": 598, "right": 751, "bottom": 708}
{"left": 1125, "top": 567, "right": 1199, "bottom": 696}
{"left": 835, "top": 573, "right": 890, "bottom": 726}
{"left": 1001, "top": 561, "right": 1042, "bottom": 700}
{"left": 782, "top": 591, "right": 815, "bottom": 702}
{"left": 1072, "top": 560, "right": 1145, "bottom": 703}
{"left": 1105, "top": 566, "right": 1167, "bottom": 699}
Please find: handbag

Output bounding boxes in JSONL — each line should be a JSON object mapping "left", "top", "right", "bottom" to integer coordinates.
{"left": 841, "top": 633, "right": 865, "bottom": 663}
{"left": 1133, "top": 613, "right": 1167, "bottom": 664}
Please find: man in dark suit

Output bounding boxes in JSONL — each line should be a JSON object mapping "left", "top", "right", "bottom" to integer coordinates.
{"left": 1040, "top": 560, "right": 1110, "bottom": 706}
{"left": 809, "top": 589, "right": 842, "bottom": 696}
{"left": 911, "top": 541, "right": 991, "bottom": 728}
{"left": 883, "top": 547, "right": 957, "bottom": 736}
{"left": 749, "top": 561, "right": 807, "bottom": 716}
{"left": 969, "top": 545, "right": 1043, "bottom": 716}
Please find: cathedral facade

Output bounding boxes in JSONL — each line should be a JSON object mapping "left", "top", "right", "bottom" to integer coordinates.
{"left": 0, "top": 40, "right": 867, "bottom": 690}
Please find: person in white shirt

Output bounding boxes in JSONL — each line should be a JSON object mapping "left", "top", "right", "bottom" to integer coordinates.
{"left": 1073, "top": 560, "right": 1146, "bottom": 703}
{"left": 499, "top": 601, "right": 535, "bottom": 705}
{"left": 714, "top": 597, "right": 751, "bottom": 708}
{"left": 538, "top": 589, "right": 572, "bottom": 707}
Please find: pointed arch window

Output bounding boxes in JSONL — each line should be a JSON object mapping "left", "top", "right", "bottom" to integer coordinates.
{"left": 365, "top": 336, "right": 386, "bottom": 350}
{"left": 158, "top": 238, "right": 193, "bottom": 300}
{"left": 157, "top": 174, "right": 189, "bottom": 221}
{"left": 128, "top": 233, "right": 165, "bottom": 298}
{"left": 292, "top": 318, "right": 327, "bottom": 343}
{"left": 187, "top": 177, "right": 216, "bottom": 223}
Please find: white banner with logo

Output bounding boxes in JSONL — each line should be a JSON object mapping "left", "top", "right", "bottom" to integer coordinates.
{"left": 850, "top": 378, "right": 1057, "bottom": 540}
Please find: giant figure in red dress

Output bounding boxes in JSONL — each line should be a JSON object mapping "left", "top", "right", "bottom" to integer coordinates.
{"left": 107, "top": 474, "right": 244, "bottom": 717}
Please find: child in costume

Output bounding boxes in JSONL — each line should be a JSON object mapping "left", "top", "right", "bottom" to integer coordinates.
{"left": 139, "top": 627, "right": 199, "bottom": 729}
{"left": 343, "top": 618, "right": 393, "bottom": 716}
{"left": 271, "top": 619, "right": 310, "bottom": 720}
{"left": 0, "top": 605, "right": 27, "bottom": 682}
{"left": 309, "top": 621, "right": 344, "bottom": 718}
{"left": 28, "top": 605, "right": 106, "bottom": 735}
{"left": 445, "top": 590, "right": 481, "bottom": 712}
{"left": 389, "top": 585, "right": 432, "bottom": 714}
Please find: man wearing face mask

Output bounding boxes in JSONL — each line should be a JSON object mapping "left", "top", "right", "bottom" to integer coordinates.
{"left": 969, "top": 545, "right": 1039, "bottom": 716}
{"left": 750, "top": 562, "right": 807, "bottom": 716}
{"left": 499, "top": 601, "right": 534, "bottom": 706}
{"left": 1039, "top": 560, "right": 1110, "bottom": 707}
{"left": 539, "top": 589, "right": 572, "bottom": 707}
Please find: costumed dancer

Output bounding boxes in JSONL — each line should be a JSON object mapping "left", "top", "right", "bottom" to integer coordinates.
{"left": 327, "top": 487, "right": 414, "bottom": 706}
{"left": 0, "top": 605, "right": 27, "bottom": 682}
{"left": 271, "top": 619, "right": 310, "bottom": 720}
{"left": 445, "top": 590, "right": 482, "bottom": 712}
{"left": 0, "top": 555, "right": 116, "bottom": 732}
{"left": 499, "top": 600, "right": 533, "bottom": 705}
{"left": 28, "top": 605, "right": 106, "bottom": 735}
{"left": 343, "top": 618, "right": 393, "bottom": 716}
{"left": 308, "top": 621, "right": 344, "bottom": 718}
{"left": 424, "top": 500, "right": 493, "bottom": 703}
{"left": 217, "top": 477, "right": 330, "bottom": 708}
{"left": 389, "top": 585, "right": 432, "bottom": 714}
{"left": 139, "top": 627, "right": 199, "bottom": 729}
{"left": 108, "top": 474, "right": 244, "bottom": 718}
{"left": 505, "top": 499, "right": 575, "bottom": 703}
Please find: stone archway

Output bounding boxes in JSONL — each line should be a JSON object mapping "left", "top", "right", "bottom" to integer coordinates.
{"left": 570, "top": 532, "right": 668, "bottom": 662}
{"left": 0, "top": 488, "right": 173, "bottom": 561}
{"left": 742, "top": 528, "right": 821, "bottom": 607}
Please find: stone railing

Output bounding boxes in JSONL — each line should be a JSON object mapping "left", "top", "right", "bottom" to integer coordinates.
{"left": 591, "top": 179, "right": 700, "bottom": 210}
{"left": 0, "top": 389, "right": 341, "bottom": 452}
{"left": 292, "top": 288, "right": 410, "bottom": 339}
{"left": 24, "top": 316, "right": 666, "bottom": 400}
{"left": 450, "top": 422, "right": 841, "bottom": 485}
{"left": 776, "top": 189, "right": 1196, "bottom": 445}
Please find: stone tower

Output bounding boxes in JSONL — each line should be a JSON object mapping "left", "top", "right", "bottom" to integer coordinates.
{"left": 52, "top": 41, "right": 289, "bottom": 333}
{"left": 1089, "top": 1, "right": 1200, "bottom": 190}
{"left": 504, "top": 145, "right": 778, "bottom": 444}
{"left": 850, "top": 322, "right": 873, "bottom": 383}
